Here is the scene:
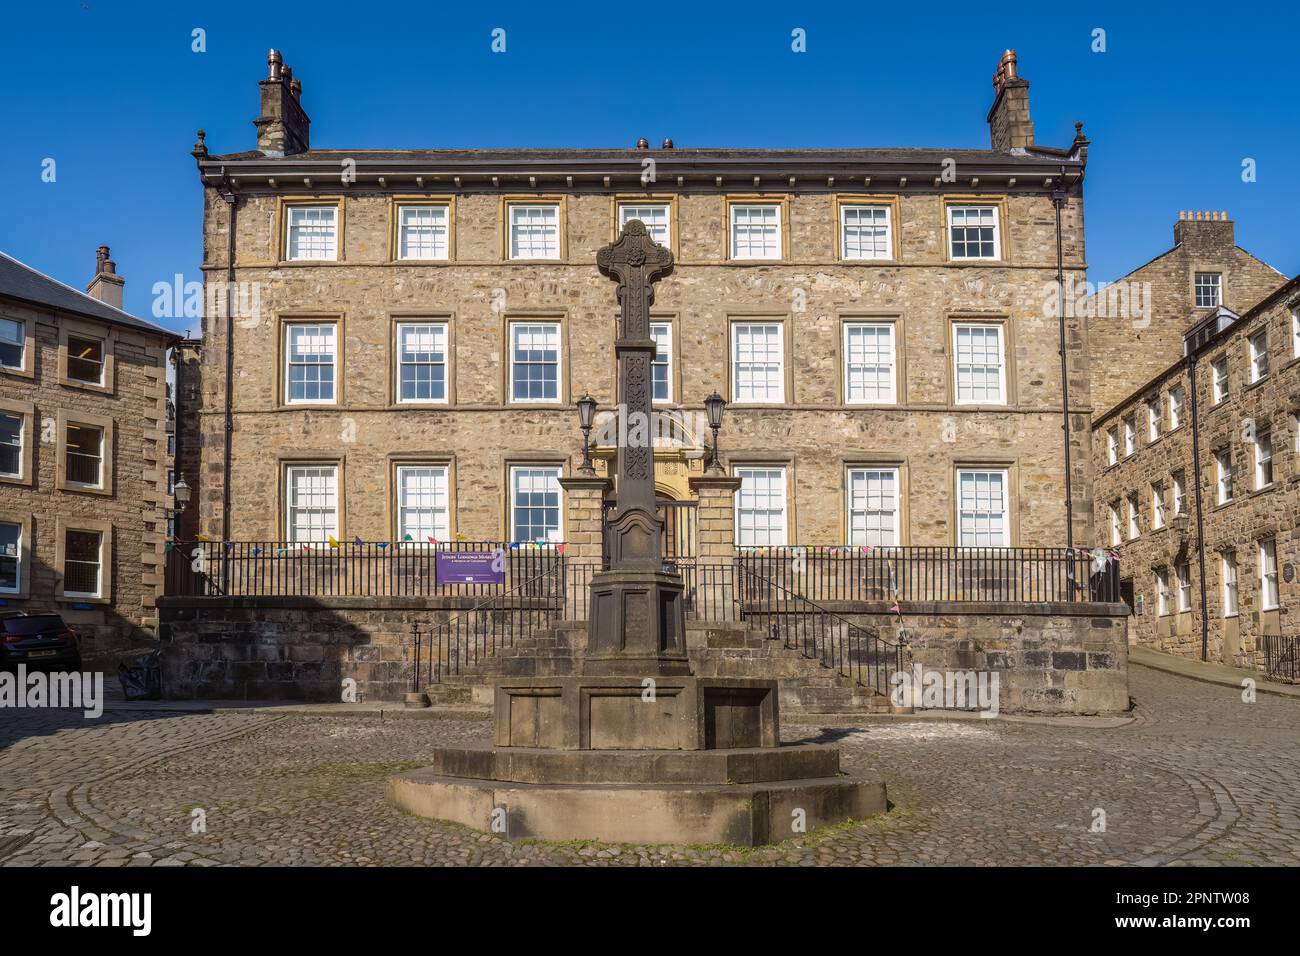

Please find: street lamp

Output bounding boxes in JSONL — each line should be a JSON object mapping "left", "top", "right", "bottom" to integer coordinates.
{"left": 173, "top": 475, "right": 192, "bottom": 508}
{"left": 704, "top": 391, "right": 726, "bottom": 474}
{"left": 576, "top": 393, "right": 598, "bottom": 476}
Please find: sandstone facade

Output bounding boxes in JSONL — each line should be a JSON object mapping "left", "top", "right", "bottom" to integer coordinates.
{"left": 189, "top": 52, "right": 1095, "bottom": 553}
{"left": 1093, "top": 280, "right": 1300, "bottom": 669}
{"left": 0, "top": 249, "right": 177, "bottom": 655}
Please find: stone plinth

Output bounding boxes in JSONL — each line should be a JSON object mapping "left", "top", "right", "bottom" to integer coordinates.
{"left": 387, "top": 744, "right": 887, "bottom": 846}
{"left": 493, "top": 676, "right": 779, "bottom": 751}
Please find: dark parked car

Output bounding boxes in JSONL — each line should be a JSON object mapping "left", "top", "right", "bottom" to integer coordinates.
{"left": 0, "top": 612, "right": 82, "bottom": 671}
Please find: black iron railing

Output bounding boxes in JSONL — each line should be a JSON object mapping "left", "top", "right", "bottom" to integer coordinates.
{"left": 1262, "top": 634, "right": 1299, "bottom": 683}
{"left": 737, "top": 546, "right": 1119, "bottom": 604}
{"left": 414, "top": 564, "right": 567, "bottom": 687}
{"left": 563, "top": 561, "right": 738, "bottom": 622}
{"left": 164, "top": 540, "right": 564, "bottom": 598}
{"left": 738, "top": 566, "right": 903, "bottom": 698}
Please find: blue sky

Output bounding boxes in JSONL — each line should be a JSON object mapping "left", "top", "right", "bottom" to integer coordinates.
{"left": 1, "top": 1, "right": 1296, "bottom": 332}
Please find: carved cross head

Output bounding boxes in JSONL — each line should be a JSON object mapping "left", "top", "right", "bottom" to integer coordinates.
{"left": 597, "top": 219, "right": 674, "bottom": 288}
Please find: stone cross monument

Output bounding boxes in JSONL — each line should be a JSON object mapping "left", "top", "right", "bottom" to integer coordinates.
{"left": 584, "top": 220, "right": 688, "bottom": 676}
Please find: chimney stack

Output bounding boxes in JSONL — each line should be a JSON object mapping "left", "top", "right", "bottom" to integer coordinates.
{"left": 254, "top": 49, "right": 311, "bottom": 156}
{"left": 987, "top": 49, "right": 1034, "bottom": 152}
{"left": 1174, "top": 210, "right": 1234, "bottom": 249}
{"left": 86, "top": 245, "right": 124, "bottom": 310}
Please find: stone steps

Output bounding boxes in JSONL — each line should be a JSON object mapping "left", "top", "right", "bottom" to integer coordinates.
{"left": 423, "top": 618, "right": 900, "bottom": 714}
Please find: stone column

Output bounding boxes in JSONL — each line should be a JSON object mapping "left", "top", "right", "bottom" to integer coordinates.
{"left": 558, "top": 476, "right": 611, "bottom": 566}
{"left": 690, "top": 474, "right": 742, "bottom": 618}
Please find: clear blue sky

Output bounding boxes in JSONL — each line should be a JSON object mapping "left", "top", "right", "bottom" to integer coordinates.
{"left": 1, "top": 1, "right": 1296, "bottom": 332}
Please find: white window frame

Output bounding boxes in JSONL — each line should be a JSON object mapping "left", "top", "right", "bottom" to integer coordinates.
{"left": 1151, "top": 482, "right": 1166, "bottom": 530}
{"left": 650, "top": 321, "right": 673, "bottom": 404}
{"left": 1221, "top": 550, "right": 1239, "bottom": 617}
{"left": 508, "top": 203, "right": 561, "bottom": 261}
{"left": 956, "top": 468, "right": 1010, "bottom": 548}
{"left": 0, "top": 520, "right": 21, "bottom": 595}
{"left": 395, "top": 464, "right": 451, "bottom": 543}
{"left": 1216, "top": 449, "right": 1234, "bottom": 504}
{"left": 731, "top": 322, "right": 785, "bottom": 404}
{"left": 283, "top": 322, "right": 338, "bottom": 405}
{"left": 843, "top": 322, "right": 897, "bottom": 404}
{"left": 1155, "top": 568, "right": 1172, "bottom": 617}
{"left": 840, "top": 204, "right": 892, "bottom": 261}
{"left": 1211, "top": 357, "right": 1229, "bottom": 404}
{"left": 1259, "top": 538, "right": 1280, "bottom": 611}
{"left": 1123, "top": 416, "right": 1136, "bottom": 456}
{"left": 952, "top": 323, "right": 1006, "bottom": 405}
{"left": 1255, "top": 430, "right": 1273, "bottom": 490}
{"left": 734, "top": 465, "right": 789, "bottom": 547}
{"left": 509, "top": 464, "right": 564, "bottom": 544}
{"left": 1194, "top": 272, "right": 1221, "bottom": 309}
{"left": 284, "top": 464, "right": 340, "bottom": 544}
{"left": 846, "top": 467, "right": 900, "bottom": 547}
{"left": 62, "top": 528, "right": 104, "bottom": 599}
{"left": 1173, "top": 472, "right": 1186, "bottom": 516}
{"left": 1169, "top": 386, "right": 1185, "bottom": 430}
{"left": 1127, "top": 493, "right": 1140, "bottom": 540}
{"left": 729, "top": 204, "right": 782, "bottom": 261}
{"left": 947, "top": 205, "right": 1001, "bottom": 261}
{"left": 285, "top": 204, "right": 339, "bottom": 261}
{"left": 1293, "top": 308, "right": 1300, "bottom": 360}
{"left": 1176, "top": 561, "right": 1192, "bottom": 613}
{"left": 1148, "top": 399, "right": 1162, "bottom": 442}
{"left": 618, "top": 202, "right": 671, "bottom": 248}
{"left": 1109, "top": 502, "right": 1123, "bottom": 546}
{"left": 0, "top": 318, "right": 24, "bottom": 371}
{"left": 0, "top": 412, "right": 22, "bottom": 479}
{"left": 395, "top": 321, "right": 449, "bottom": 404}
{"left": 508, "top": 321, "right": 563, "bottom": 404}
{"left": 396, "top": 203, "right": 450, "bottom": 261}
{"left": 1249, "top": 331, "right": 1269, "bottom": 382}
{"left": 1106, "top": 427, "right": 1119, "bottom": 466}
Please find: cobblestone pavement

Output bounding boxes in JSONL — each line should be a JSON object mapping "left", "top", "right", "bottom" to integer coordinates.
{"left": 1, "top": 665, "right": 1297, "bottom": 866}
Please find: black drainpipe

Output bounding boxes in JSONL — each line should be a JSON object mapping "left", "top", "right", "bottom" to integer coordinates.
{"left": 218, "top": 176, "right": 237, "bottom": 580}
{"left": 1187, "top": 354, "right": 1210, "bottom": 661}
{"left": 1051, "top": 167, "right": 1075, "bottom": 564}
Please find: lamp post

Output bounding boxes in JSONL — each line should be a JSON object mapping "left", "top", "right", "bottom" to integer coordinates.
{"left": 704, "top": 391, "right": 726, "bottom": 475}
{"left": 576, "top": 393, "right": 598, "bottom": 476}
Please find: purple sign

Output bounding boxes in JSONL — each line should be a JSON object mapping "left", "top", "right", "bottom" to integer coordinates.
{"left": 435, "top": 551, "right": 505, "bottom": 585}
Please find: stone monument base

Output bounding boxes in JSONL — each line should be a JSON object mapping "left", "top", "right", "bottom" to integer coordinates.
{"left": 387, "top": 743, "right": 887, "bottom": 846}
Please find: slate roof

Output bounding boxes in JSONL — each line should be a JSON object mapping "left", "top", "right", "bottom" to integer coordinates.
{"left": 0, "top": 250, "right": 178, "bottom": 340}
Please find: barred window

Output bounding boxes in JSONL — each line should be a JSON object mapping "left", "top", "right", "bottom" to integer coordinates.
{"left": 844, "top": 323, "right": 896, "bottom": 403}
{"left": 509, "top": 322, "right": 561, "bottom": 402}
{"left": 397, "top": 204, "right": 450, "bottom": 260}
{"left": 847, "top": 468, "right": 899, "bottom": 546}
{"left": 508, "top": 204, "right": 561, "bottom": 260}
{"left": 286, "top": 205, "right": 338, "bottom": 261}
{"left": 948, "top": 205, "right": 999, "bottom": 260}
{"left": 840, "top": 205, "right": 891, "bottom": 260}
{"left": 0, "top": 522, "right": 19, "bottom": 593}
{"left": 63, "top": 529, "right": 103, "bottom": 597}
{"left": 65, "top": 422, "right": 103, "bottom": 487}
{"left": 729, "top": 204, "right": 781, "bottom": 260}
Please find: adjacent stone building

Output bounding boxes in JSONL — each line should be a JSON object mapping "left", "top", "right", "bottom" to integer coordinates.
{"left": 186, "top": 49, "right": 1094, "bottom": 554}
{"left": 0, "top": 247, "right": 179, "bottom": 655}
{"left": 1091, "top": 218, "right": 1297, "bottom": 672}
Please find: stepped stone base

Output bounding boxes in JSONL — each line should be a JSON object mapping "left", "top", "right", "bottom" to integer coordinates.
{"left": 387, "top": 744, "right": 887, "bottom": 846}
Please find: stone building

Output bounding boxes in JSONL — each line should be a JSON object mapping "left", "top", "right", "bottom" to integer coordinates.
{"left": 1091, "top": 220, "right": 1297, "bottom": 671}
{"left": 0, "top": 246, "right": 179, "bottom": 655}
{"left": 185, "top": 49, "right": 1096, "bottom": 554}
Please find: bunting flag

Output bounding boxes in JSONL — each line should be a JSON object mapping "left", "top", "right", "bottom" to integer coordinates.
{"left": 509, "top": 542, "right": 520, "bottom": 549}
{"left": 251, "top": 547, "right": 262, "bottom": 557}
{"left": 889, "top": 602, "right": 901, "bottom": 615}
{"left": 456, "top": 533, "right": 466, "bottom": 541}
{"left": 196, "top": 533, "right": 211, "bottom": 542}
{"left": 224, "top": 541, "right": 234, "bottom": 551}
{"left": 427, "top": 536, "right": 438, "bottom": 545}
{"left": 275, "top": 548, "right": 287, "bottom": 557}
{"left": 328, "top": 535, "right": 340, "bottom": 549}
{"left": 557, "top": 544, "right": 565, "bottom": 554}
{"left": 353, "top": 536, "right": 363, "bottom": 547}
{"left": 377, "top": 542, "right": 389, "bottom": 551}
{"left": 163, "top": 541, "right": 173, "bottom": 554}
{"left": 403, "top": 533, "right": 413, "bottom": 542}
{"left": 301, "top": 543, "right": 313, "bottom": 552}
